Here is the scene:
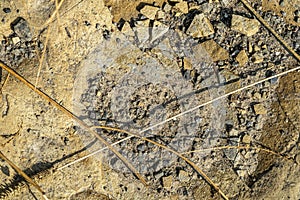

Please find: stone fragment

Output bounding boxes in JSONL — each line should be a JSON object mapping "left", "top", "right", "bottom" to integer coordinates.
{"left": 11, "top": 17, "right": 32, "bottom": 41}
{"left": 140, "top": 5, "right": 160, "bottom": 20}
{"left": 242, "top": 134, "right": 251, "bottom": 144}
{"left": 183, "top": 57, "right": 193, "bottom": 70}
{"left": 231, "top": 15, "right": 260, "bottom": 36}
{"left": 178, "top": 170, "right": 190, "bottom": 182}
{"left": 163, "top": 3, "right": 172, "bottom": 13}
{"left": 252, "top": 53, "right": 264, "bottom": 64}
{"left": 174, "top": 1, "right": 189, "bottom": 14}
{"left": 105, "top": 0, "right": 166, "bottom": 22}
{"left": 187, "top": 13, "right": 214, "bottom": 38}
{"left": 236, "top": 50, "right": 248, "bottom": 66}
{"left": 156, "top": 10, "right": 166, "bottom": 19}
{"left": 201, "top": 40, "right": 229, "bottom": 61}
{"left": 12, "top": 37, "right": 21, "bottom": 44}
{"left": 121, "top": 22, "right": 135, "bottom": 37}
{"left": 253, "top": 103, "right": 267, "bottom": 115}
{"left": 220, "top": 69, "right": 241, "bottom": 92}
{"left": 162, "top": 175, "right": 173, "bottom": 189}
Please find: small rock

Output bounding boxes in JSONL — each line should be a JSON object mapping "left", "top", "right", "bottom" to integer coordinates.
{"left": 187, "top": 13, "right": 215, "bottom": 38}
{"left": 156, "top": 10, "right": 166, "bottom": 19}
{"left": 121, "top": 22, "right": 135, "bottom": 37}
{"left": 231, "top": 15, "right": 260, "bottom": 36}
{"left": 162, "top": 175, "right": 173, "bottom": 189}
{"left": 242, "top": 134, "right": 251, "bottom": 144}
{"left": 252, "top": 53, "right": 264, "bottom": 64}
{"left": 163, "top": 3, "right": 172, "bottom": 13}
{"left": 236, "top": 50, "right": 248, "bottom": 66}
{"left": 253, "top": 92, "right": 261, "bottom": 99}
{"left": 11, "top": 17, "right": 32, "bottom": 41}
{"left": 174, "top": 1, "right": 189, "bottom": 14}
{"left": 254, "top": 45, "right": 260, "bottom": 52}
{"left": 178, "top": 170, "right": 190, "bottom": 182}
{"left": 253, "top": 103, "right": 267, "bottom": 115}
{"left": 140, "top": 5, "right": 160, "bottom": 20}
{"left": 220, "top": 69, "right": 241, "bottom": 92}
{"left": 11, "top": 37, "right": 21, "bottom": 45}
{"left": 183, "top": 57, "right": 193, "bottom": 70}
{"left": 201, "top": 40, "right": 229, "bottom": 61}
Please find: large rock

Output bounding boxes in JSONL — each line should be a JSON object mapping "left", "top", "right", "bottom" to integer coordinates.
{"left": 231, "top": 15, "right": 260, "bottom": 36}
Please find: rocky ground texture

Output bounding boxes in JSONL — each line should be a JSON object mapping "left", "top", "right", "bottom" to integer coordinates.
{"left": 0, "top": 0, "right": 300, "bottom": 199}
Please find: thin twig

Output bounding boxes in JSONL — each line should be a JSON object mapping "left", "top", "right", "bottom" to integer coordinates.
{"left": 240, "top": 0, "right": 300, "bottom": 62}
{"left": 0, "top": 61, "right": 147, "bottom": 186}
{"left": 0, "top": 151, "right": 49, "bottom": 200}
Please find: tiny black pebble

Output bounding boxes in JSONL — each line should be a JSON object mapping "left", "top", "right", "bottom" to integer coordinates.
{"left": 3, "top": 8, "right": 11, "bottom": 13}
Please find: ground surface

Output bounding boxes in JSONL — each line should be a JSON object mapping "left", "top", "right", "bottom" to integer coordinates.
{"left": 0, "top": 0, "right": 299, "bottom": 199}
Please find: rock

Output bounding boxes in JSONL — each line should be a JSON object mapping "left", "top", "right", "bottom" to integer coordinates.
{"left": 156, "top": 10, "right": 166, "bottom": 19}
{"left": 178, "top": 170, "right": 190, "bottom": 182}
{"left": 11, "top": 37, "right": 21, "bottom": 44}
{"left": 140, "top": 5, "right": 160, "bottom": 20}
{"left": 105, "top": 0, "right": 166, "bottom": 22}
{"left": 220, "top": 69, "right": 241, "bottom": 92}
{"left": 162, "top": 175, "right": 173, "bottom": 189}
{"left": 200, "top": 40, "right": 229, "bottom": 61}
{"left": 253, "top": 103, "right": 267, "bottom": 115}
{"left": 231, "top": 15, "right": 260, "bottom": 36}
{"left": 187, "top": 13, "right": 215, "bottom": 38}
{"left": 174, "top": 1, "right": 189, "bottom": 14}
{"left": 11, "top": 17, "right": 32, "bottom": 41}
{"left": 183, "top": 57, "right": 193, "bottom": 70}
{"left": 236, "top": 50, "right": 248, "bottom": 66}
{"left": 242, "top": 134, "right": 251, "bottom": 144}
{"left": 163, "top": 3, "right": 172, "bottom": 13}
{"left": 121, "top": 22, "right": 135, "bottom": 37}
{"left": 252, "top": 53, "right": 264, "bottom": 64}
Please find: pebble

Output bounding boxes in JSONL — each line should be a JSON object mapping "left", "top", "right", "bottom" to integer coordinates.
{"left": 251, "top": 53, "right": 264, "bottom": 64}
{"left": 11, "top": 17, "right": 32, "bottom": 41}
{"left": 121, "top": 22, "right": 135, "bottom": 37}
{"left": 242, "top": 134, "right": 251, "bottom": 144}
{"left": 236, "top": 49, "right": 248, "bottom": 66}
{"left": 162, "top": 175, "right": 173, "bottom": 189}
{"left": 174, "top": 1, "right": 189, "bottom": 14}
{"left": 140, "top": 5, "right": 160, "bottom": 20}
{"left": 178, "top": 170, "right": 190, "bottom": 182}
{"left": 231, "top": 15, "right": 260, "bottom": 36}
{"left": 200, "top": 39, "right": 229, "bottom": 61}
{"left": 187, "top": 13, "right": 215, "bottom": 38}
{"left": 183, "top": 57, "right": 193, "bottom": 70}
{"left": 253, "top": 103, "right": 267, "bottom": 115}
{"left": 11, "top": 37, "right": 21, "bottom": 45}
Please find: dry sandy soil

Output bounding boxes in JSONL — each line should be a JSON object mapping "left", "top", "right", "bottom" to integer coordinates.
{"left": 0, "top": 0, "right": 300, "bottom": 199}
